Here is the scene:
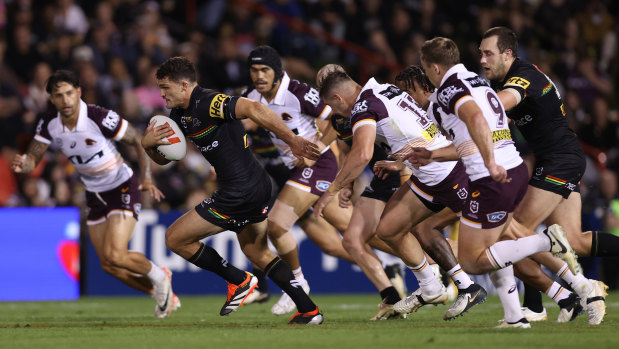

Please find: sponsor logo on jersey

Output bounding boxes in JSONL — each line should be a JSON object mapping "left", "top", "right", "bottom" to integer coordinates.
{"left": 487, "top": 211, "right": 506, "bottom": 222}
{"left": 85, "top": 138, "right": 97, "bottom": 146}
{"left": 351, "top": 100, "right": 368, "bottom": 116}
{"left": 199, "top": 140, "right": 219, "bottom": 152}
{"left": 302, "top": 168, "right": 314, "bottom": 179}
{"left": 133, "top": 203, "right": 141, "bottom": 215}
{"left": 70, "top": 141, "right": 76, "bottom": 148}
{"left": 261, "top": 205, "right": 269, "bottom": 215}
{"left": 515, "top": 114, "right": 533, "bottom": 127}
{"left": 68, "top": 150, "right": 104, "bottom": 165}
{"left": 281, "top": 112, "right": 293, "bottom": 121}
{"left": 505, "top": 76, "right": 530, "bottom": 90}
{"left": 209, "top": 94, "right": 228, "bottom": 119}
{"left": 422, "top": 124, "right": 439, "bottom": 141}
{"left": 438, "top": 85, "right": 464, "bottom": 107}
{"left": 491, "top": 129, "right": 512, "bottom": 142}
{"left": 102, "top": 112, "right": 120, "bottom": 130}
{"left": 470, "top": 200, "right": 479, "bottom": 213}
{"left": 243, "top": 134, "right": 249, "bottom": 148}
{"left": 465, "top": 76, "right": 488, "bottom": 88}
{"left": 315, "top": 180, "right": 331, "bottom": 192}
{"left": 304, "top": 87, "right": 321, "bottom": 107}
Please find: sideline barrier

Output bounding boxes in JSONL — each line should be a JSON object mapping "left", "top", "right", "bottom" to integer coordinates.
{"left": 84, "top": 209, "right": 419, "bottom": 295}
{"left": 0, "top": 207, "right": 80, "bottom": 301}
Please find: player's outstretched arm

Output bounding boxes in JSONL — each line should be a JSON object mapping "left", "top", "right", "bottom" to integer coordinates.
{"left": 122, "top": 124, "right": 165, "bottom": 202}
{"left": 11, "top": 139, "right": 49, "bottom": 174}
{"left": 141, "top": 121, "right": 173, "bottom": 166}
{"left": 234, "top": 97, "right": 320, "bottom": 161}
{"left": 457, "top": 100, "right": 510, "bottom": 183}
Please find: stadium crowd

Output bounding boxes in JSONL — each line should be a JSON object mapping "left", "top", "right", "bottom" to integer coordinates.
{"left": 0, "top": 0, "right": 618, "bottom": 286}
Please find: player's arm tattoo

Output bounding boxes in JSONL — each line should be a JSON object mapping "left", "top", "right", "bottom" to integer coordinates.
{"left": 26, "top": 139, "right": 49, "bottom": 168}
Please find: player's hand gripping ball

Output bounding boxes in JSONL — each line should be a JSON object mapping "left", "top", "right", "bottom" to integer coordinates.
{"left": 149, "top": 115, "right": 187, "bottom": 161}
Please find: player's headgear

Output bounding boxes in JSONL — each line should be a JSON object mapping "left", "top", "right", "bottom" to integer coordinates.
{"left": 248, "top": 45, "right": 283, "bottom": 84}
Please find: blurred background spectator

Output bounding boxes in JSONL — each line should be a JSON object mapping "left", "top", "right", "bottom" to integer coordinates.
{"left": 0, "top": 0, "right": 617, "bottom": 286}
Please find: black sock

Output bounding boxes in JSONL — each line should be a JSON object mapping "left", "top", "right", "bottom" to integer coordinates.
{"left": 521, "top": 282, "right": 544, "bottom": 313}
{"left": 252, "top": 265, "right": 269, "bottom": 293}
{"left": 265, "top": 257, "right": 316, "bottom": 313}
{"left": 189, "top": 243, "right": 246, "bottom": 285}
{"left": 591, "top": 231, "right": 619, "bottom": 257}
{"left": 379, "top": 286, "right": 401, "bottom": 304}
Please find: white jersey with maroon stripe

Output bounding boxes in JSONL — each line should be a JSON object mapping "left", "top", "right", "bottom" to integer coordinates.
{"left": 428, "top": 64, "right": 523, "bottom": 181}
{"left": 350, "top": 78, "right": 456, "bottom": 186}
{"left": 34, "top": 99, "right": 132, "bottom": 192}
{"left": 245, "top": 73, "right": 332, "bottom": 168}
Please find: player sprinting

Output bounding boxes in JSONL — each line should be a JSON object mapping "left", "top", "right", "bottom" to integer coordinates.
{"left": 479, "top": 26, "right": 608, "bottom": 325}
{"left": 314, "top": 65, "right": 487, "bottom": 321}
{"left": 141, "top": 56, "right": 323, "bottom": 324}
{"left": 398, "top": 65, "right": 584, "bottom": 324}
{"left": 410, "top": 37, "right": 577, "bottom": 328}
{"left": 12, "top": 70, "right": 178, "bottom": 318}
{"left": 243, "top": 46, "right": 357, "bottom": 315}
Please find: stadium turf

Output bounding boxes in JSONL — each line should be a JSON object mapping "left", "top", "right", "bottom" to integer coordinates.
{"left": 1, "top": 293, "right": 617, "bottom": 349}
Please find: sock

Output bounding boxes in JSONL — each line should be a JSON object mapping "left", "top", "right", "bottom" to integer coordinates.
{"left": 557, "top": 263, "right": 592, "bottom": 298}
{"left": 189, "top": 243, "right": 246, "bottom": 285}
{"left": 590, "top": 231, "right": 619, "bottom": 257}
{"left": 265, "top": 256, "right": 315, "bottom": 313}
{"left": 252, "top": 265, "right": 269, "bottom": 293}
{"left": 446, "top": 264, "right": 473, "bottom": 289}
{"left": 291, "top": 266, "right": 306, "bottom": 283}
{"left": 409, "top": 257, "right": 443, "bottom": 295}
{"left": 486, "top": 233, "right": 551, "bottom": 269}
{"left": 489, "top": 265, "right": 523, "bottom": 323}
{"left": 379, "top": 286, "right": 401, "bottom": 305}
{"left": 146, "top": 261, "right": 166, "bottom": 284}
{"left": 522, "top": 283, "right": 544, "bottom": 313}
{"left": 546, "top": 281, "right": 570, "bottom": 303}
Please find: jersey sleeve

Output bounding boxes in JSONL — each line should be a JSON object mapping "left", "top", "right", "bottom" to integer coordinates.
{"left": 88, "top": 105, "right": 128, "bottom": 140}
{"left": 350, "top": 99, "right": 380, "bottom": 134}
{"left": 436, "top": 80, "right": 473, "bottom": 116}
{"left": 291, "top": 81, "right": 332, "bottom": 120}
{"left": 502, "top": 66, "right": 539, "bottom": 100}
{"left": 198, "top": 91, "right": 240, "bottom": 121}
{"left": 34, "top": 113, "right": 54, "bottom": 144}
{"left": 331, "top": 114, "right": 353, "bottom": 145}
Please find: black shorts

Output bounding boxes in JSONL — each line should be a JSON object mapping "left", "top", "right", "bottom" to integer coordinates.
{"left": 195, "top": 174, "right": 273, "bottom": 233}
{"left": 529, "top": 153, "right": 585, "bottom": 199}
{"left": 85, "top": 174, "right": 142, "bottom": 225}
{"left": 361, "top": 172, "right": 401, "bottom": 202}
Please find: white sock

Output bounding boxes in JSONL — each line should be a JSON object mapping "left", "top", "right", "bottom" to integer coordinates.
{"left": 486, "top": 233, "right": 551, "bottom": 269}
{"left": 546, "top": 282, "right": 570, "bottom": 303}
{"left": 489, "top": 265, "right": 523, "bottom": 323}
{"left": 556, "top": 263, "right": 591, "bottom": 298}
{"left": 146, "top": 262, "right": 166, "bottom": 284}
{"left": 446, "top": 264, "right": 473, "bottom": 289}
{"left": 409, "top": 257, "right": 443, "bottom": 296}
{"left": 292, "top": 267, "right": 306, "bottom": 283}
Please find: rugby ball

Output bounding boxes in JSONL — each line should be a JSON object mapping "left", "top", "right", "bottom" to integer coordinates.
{"left": 149, "top": 114, "right": 187, "bottom": 161}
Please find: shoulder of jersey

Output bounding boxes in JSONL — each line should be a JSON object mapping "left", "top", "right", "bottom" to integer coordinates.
{"left": 149, "top": 115, "right": 187, "bottom": 161}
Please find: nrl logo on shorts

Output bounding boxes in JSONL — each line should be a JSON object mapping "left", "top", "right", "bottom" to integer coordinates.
{"left": 438, "top": 85, "right": 464, "bottom": 107}
{"left": 457, "top": 188, "right": 468, "bottom": 200}
{"left": 121, "top": 193, "right": 130, "bottom": 205}
{"left": 470, "top": 200, "right": 479, "bottom": 213}
{"left": 302, "top": 168, "right": 314, "bottom": 179}
{"left": 535, "top": 166, "right": 543, "bottom": 176}
{"left": 487, "top": 211, "right": 506, "bottom": 222}
{"left": 315, "top": 180, "right": 331, "bottom": 192}
{"left": 351, "top": 100, "right": 368, "bottom": 116}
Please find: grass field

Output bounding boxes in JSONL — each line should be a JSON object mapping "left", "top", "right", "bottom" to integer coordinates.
{"left": 1, "top": 293, "right": 618, "bottom": 349}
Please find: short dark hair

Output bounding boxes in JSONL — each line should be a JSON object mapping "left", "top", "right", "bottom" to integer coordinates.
{"left": 319, "top": 71, "right": 353, "bottom": 98}
{"left": 46, "top": 70, "right": 80, "bottom": 94}
{"left": 395, "top": 65, "right": 433, "bottom": 93}
{"left": 482, "top": 27, "right": 518, "bottom": 56}
{"left": 420, "top": 37, "right": 460, "bottom": 67}
{"left": 156, "top": 56, "right": 197, "bottom": 83}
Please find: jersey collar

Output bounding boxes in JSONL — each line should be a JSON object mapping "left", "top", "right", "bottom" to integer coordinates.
{"left": 357, "top": 77, "right": 380, "bottom": 102}
{"left": 439, "top": 63, "right": 467, "bottom": 87}
{"left": 60, "top": 99, "right": 88, "bottom": 132}
{"left": 263, "top": 72, "right": 290, "bottom": 106}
